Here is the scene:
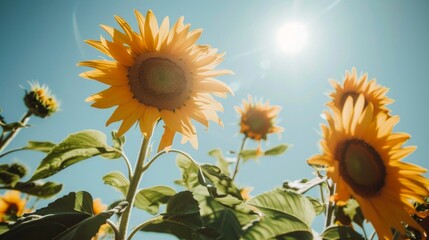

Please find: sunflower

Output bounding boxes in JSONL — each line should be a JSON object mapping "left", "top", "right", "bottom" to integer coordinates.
{"left": 92, "top": 198, "right": 109, "bottom": 240}
{"left": 79, "top": 10, "right": 232, "bottom": 151}
{"left": 308, "top": 94, "right": 429, "bottom": 239}
{"left": 0, "top": 190, "right": 27, "bottom": 221}
{"left": 235, "top": 96, "right": 283, "bottom": 145}
{"left": 328, "top": 68, "right": 393, "bottom": 115}
{"left": 24, "top": 81, "right": 59, "bottom": 118}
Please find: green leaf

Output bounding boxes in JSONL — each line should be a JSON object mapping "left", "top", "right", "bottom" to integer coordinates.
{"left": 52, "top": 201, "right": 127, "bottom": 240}
{"left": 195, "top": 191, "right": 254, "bottom": 239}
{"left": 321, "top": 226, "right": 365, "bottom": 240}
{"left": 306, "top": 196, "right": 325, "bottom": 216}
{"left": 239, "top": 149, "right": 260, "bottom": 161}
{"left": 6, "top": 163, "right": 27, "bottom": 178}
{"left": 30, "top": 130, "right": 119, "bottom": 181}
{"left": 274, "top": 231, "right": 314, "bottom": 240}
{"left": 0, "top": 191, "right": 94, "bottom": 240}
{"left": 165, "top": 191, "right": 201, "bottom": 217}
{"left": 0, "top": 163, "right": 27, "bottom": 186}
{"left": 140, "top": 191, "right": 220, "bottom": 240}
{"left": 247, "top": 189, "right": 316, "bottom": 226}
{"left": 135, "top": 186, "right": 176, "bottom": 215}
{"left": 335, "top": 199, "right": 364, "bottom": 227}
{"left": 13, "top": 181, "right": 62, "bottom": 198}
{"left": 102, "top": 171, "right": 129, "bottom": 197}
{"left": 23, "top": 141, "right": 56, "bottom": 153}
{"left": 29, "top": 191, "right": 94, "bottom": 215}
{"left": 241, "top": 208, "right": 311, "bottom": 240}
{"left": 208, "top": 149, "right": 231, "bottom": 176}
{"left": 176, "top": 155, "right": 242, "bottom": 200}
{"left": 264, "top": 144, "right": 289, "bottom": 156}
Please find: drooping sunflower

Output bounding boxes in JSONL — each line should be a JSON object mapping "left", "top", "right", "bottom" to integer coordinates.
{"left": 24, "top": 81, "right": 59, "bottom": 118}
{"left": 0, "top": 190, "right": 27, "bottom": 222}
{"left": 308, "top": 94, "right": 429, "bottom": 239}
{"left": 79, "top": 10, "right": 232, "bottom": 151}
{"left": 328, "top": 68, "right": 393, "bottom": 115}
{"left": 235, "top": 96, "right": 283, "bottom": 150}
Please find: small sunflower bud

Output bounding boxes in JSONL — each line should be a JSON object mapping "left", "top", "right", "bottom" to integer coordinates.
{"left": 23, "top": 82, "right": 59, "bottom": 118}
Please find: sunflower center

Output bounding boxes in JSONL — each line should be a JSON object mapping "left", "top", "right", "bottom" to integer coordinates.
{"left": 337, "top": 139, "right": 386, "bottom": 197}
{"left": 244, "top": 110, "right": 271, "bottom": 139}
{"left": 128, "top": 56, "right": 191, "bottom": 110}
{"left": 6, "top": 204, "right": 19, "bottom": 216}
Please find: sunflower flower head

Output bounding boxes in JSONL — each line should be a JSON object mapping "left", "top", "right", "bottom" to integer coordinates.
{"left": 328, "top": 68, "right": 393, "bottom": 116}
{"left": 91, "top": 198, "right": 110, "bottom": 239}
{"left": 23, "top": 81, "right": 59, "bottom": 118}
{"left": 0, "top": 190, "right": 28, "bottom": 222}
{"left": 235, "top": 96, "right": 283, "bottom": 142}
{"left": 80, "top": 10, "right": 233, "bottom": 152}
{"left": 308, "top": 94, "right": 429, "bottom": 239}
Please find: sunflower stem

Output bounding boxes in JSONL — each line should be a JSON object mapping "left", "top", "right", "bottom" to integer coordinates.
{"left": 231, "top": 136, "right": 247, "bottom": 181}
{"left": 0, "top": 111, "right": 32, "bottom": 154}
{"left": 324, "top": 181, "right": 335, "bottom": 228}
{"left": 127, "top": 216, "right": 163, "bottom": 240}
{"left": 0, "top": 147, "right": 26, "bottom": 159}
{"left": 118, "top": 135, "right": 151, "bottom": 240}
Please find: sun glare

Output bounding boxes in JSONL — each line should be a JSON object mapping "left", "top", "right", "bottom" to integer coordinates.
{"left": 276, "top": 22, "right": 308, "bottom": 54}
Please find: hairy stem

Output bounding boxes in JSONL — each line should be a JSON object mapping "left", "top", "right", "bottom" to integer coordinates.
{"left": 118, "top": 136, "right": 151, "bottom": 240}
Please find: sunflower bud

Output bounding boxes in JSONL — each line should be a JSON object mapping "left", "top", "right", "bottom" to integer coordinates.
{"left": 23, "top": 82, "right": 59, "bottom": 118}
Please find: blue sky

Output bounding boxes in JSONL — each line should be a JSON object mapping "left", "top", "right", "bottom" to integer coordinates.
{"left": 1, "top": 0, "right": 428, "bottom": 239}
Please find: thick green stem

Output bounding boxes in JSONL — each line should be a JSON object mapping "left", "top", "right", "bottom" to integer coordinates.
{"left": 231, "top": 136, "right": 247, "bottom": 181}
{"left": 0, "top": 111, "right": 32, "bottom": 153}
{"left": 118, "top": 136, "right": 150, "bottom": 240}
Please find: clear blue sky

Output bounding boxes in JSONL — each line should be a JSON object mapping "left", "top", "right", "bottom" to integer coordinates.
{"left": 1, "top": 1, "right": 428, "bottom": 239}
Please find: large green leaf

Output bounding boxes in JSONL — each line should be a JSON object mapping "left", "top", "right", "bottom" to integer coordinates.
{"left": 193, "top": 186, "right": 257, "bottom": 226}
{"left": 102, "top": 171, "right": 129, "bottom": 196}
{"left": 30, "top": 130, "right": 120, "bottom": 181}
{"left": 13, "top": 181, "right": 62, "bottom": 198}
{"left": 0, "top": 191, "right": 94, "bottom": 240}
{"left": 241, "top": 208, "right": 311, "bottom": 240}
{"left": 24, "top": 141, "right": 56, "bottom": 153}
{"left": 195, "top": 192, "right": 247, "bottom": 239}
{"left": 321, "top": 226, "right": 365, "bottom": 240}
{"left": 247, "top": 189, "right": 316, "bottom": 226}
{"left": 140, "top": 191, "right": 220, "bottom": 240}
{"left": 242, "top": 189, "right": 315, "bottom": 239}
{"left": 53, "top": 201, "right": 127, "bottom": 240}
{"left": 134, "top": 186, "right": 176, "bottom": 215}
{"left": 208, "top": 149, "right": 231, "bottom": 176}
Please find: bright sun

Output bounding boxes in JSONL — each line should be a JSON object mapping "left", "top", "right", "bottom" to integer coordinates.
{"left": 276, "top": 22, "right": 309, "bottom": 54}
